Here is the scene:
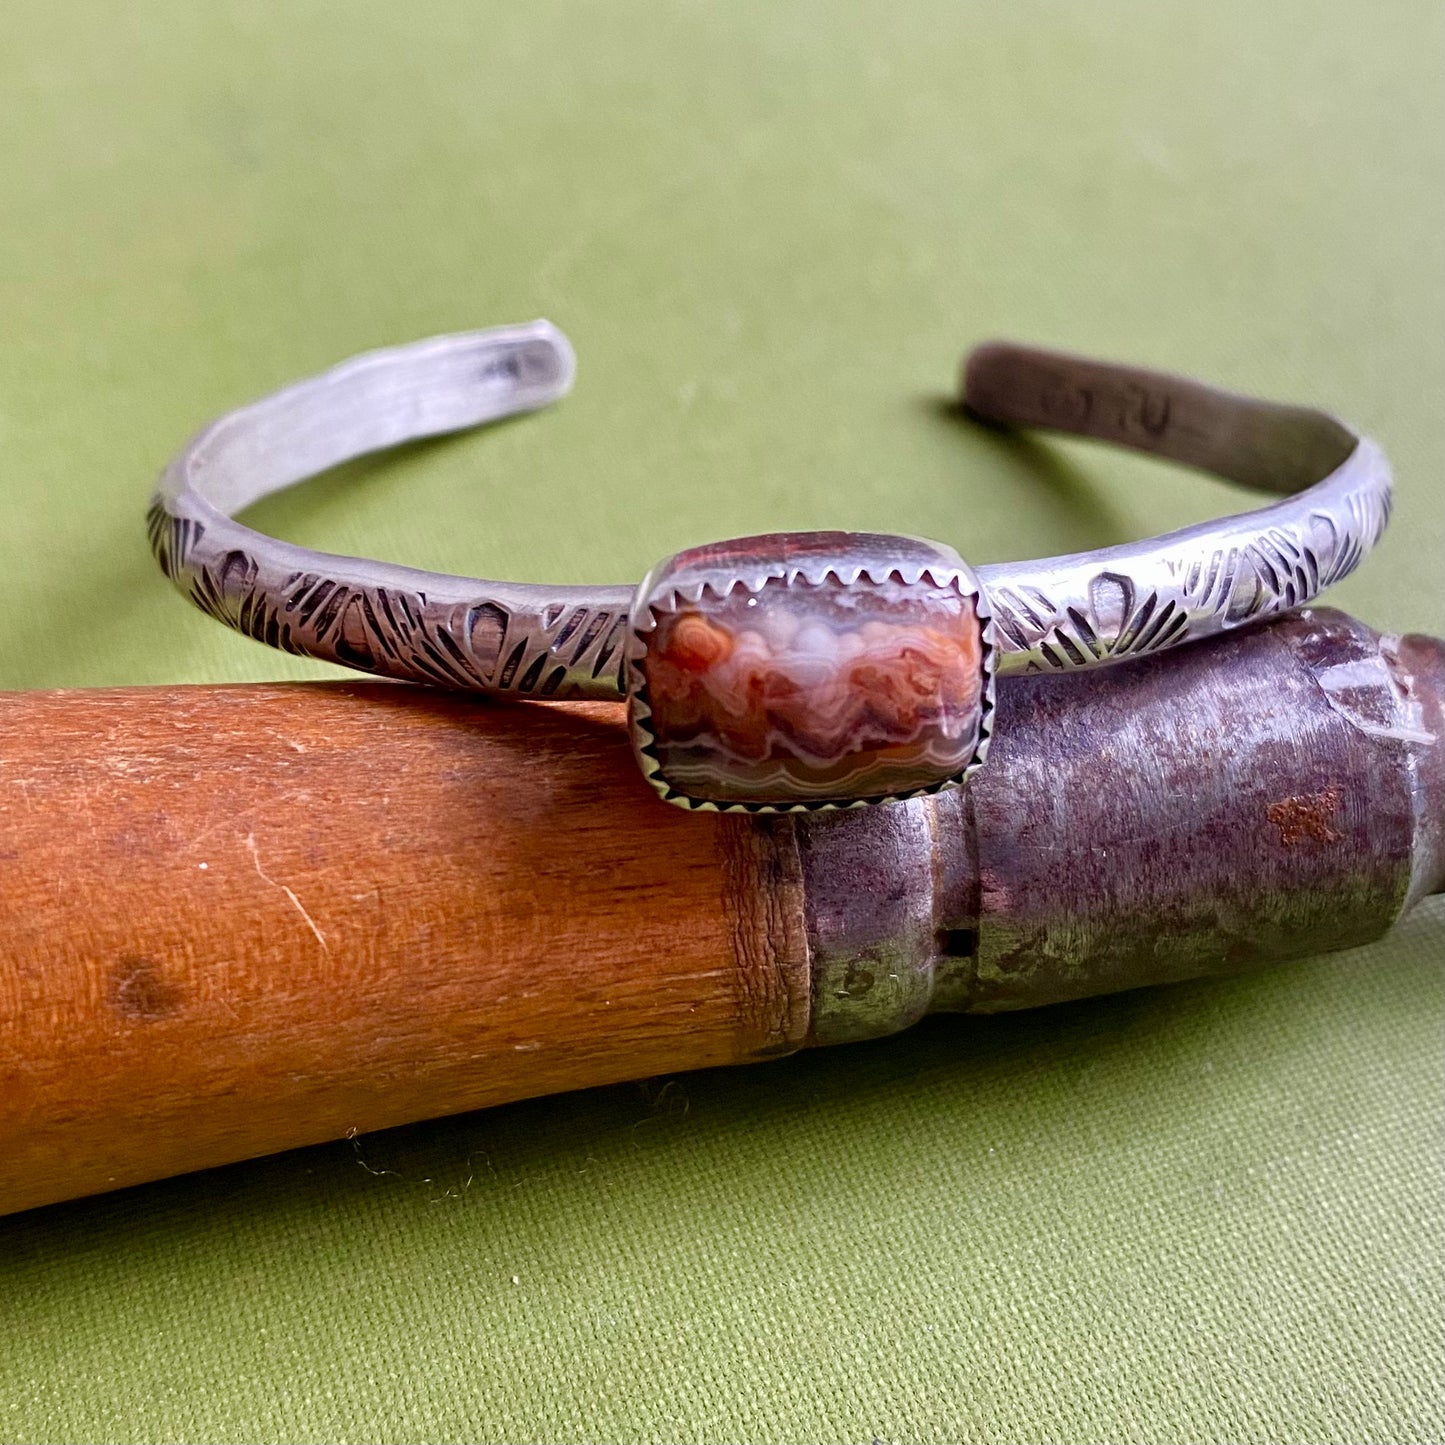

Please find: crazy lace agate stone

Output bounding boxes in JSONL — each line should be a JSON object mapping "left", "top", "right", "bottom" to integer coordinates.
{"left": 631, "top": 548, "right": 988, "bottom": 807}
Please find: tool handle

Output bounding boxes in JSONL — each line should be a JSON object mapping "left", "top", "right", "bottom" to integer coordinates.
{"left": 1, "top": 610, "right": 1438, "bottom": 1215}
{"left": 0, "top": 687, "right": 805, "bottom": 1216}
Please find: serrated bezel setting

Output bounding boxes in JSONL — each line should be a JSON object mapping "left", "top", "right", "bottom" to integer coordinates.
{"left": 625, "top": 532, "right": 997, "bottom": 812}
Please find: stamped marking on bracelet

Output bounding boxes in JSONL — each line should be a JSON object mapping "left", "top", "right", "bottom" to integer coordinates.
{"left": 985, "top": 482, "right": 1392, "bottom": 675}
{"left": 147, "top": 499, "right": 626, "bottom": 696}
{"left": 1032, "top": 375, "right": 1172, "bottom": 440}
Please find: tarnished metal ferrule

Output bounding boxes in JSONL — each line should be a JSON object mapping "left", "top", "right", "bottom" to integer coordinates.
{"left": 797, "top": 609, "right": 1443, "bottom": 1044}
{"left": 151, "top": 323, "right": 1392, "bottom": 811}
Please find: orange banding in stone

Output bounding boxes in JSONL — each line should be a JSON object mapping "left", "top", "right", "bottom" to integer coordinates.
{"left": 639, "top": 575, "right": 985, "bottom": 803}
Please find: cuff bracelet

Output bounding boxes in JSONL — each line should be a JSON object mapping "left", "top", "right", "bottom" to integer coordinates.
{"left": 149, "top": 322, "right": 1392, "bottom": 811}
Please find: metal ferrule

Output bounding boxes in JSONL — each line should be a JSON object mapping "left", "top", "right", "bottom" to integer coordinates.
{"left": 800, "top": 609, "right": 1443, "bottom": 1045}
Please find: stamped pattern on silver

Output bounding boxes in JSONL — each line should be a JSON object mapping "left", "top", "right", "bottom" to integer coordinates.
{"left": 147, "top": 324, "right": 1394, "bottom": 807}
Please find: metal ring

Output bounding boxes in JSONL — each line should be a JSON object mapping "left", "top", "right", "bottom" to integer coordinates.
{"left": 150, "top": 321, "right": 1392, "bottom": 811}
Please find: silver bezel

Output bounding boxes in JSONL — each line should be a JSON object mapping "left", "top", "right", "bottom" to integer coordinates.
{"left": 624, "top": 533, "right": 997, "bottom": 813}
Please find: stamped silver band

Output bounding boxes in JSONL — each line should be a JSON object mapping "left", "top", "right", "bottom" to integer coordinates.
{"left": 151, "top": 321, "right": 1391, "bottom": 696}
{"left": 149, "top": 321, "right": 1392, "bottom": 810}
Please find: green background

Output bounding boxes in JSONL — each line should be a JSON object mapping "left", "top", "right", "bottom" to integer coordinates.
{"left": 1, "top": 3, "right": 1441, "bottom": 1441}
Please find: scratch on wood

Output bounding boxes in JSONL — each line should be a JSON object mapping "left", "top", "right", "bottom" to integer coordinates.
{"left": 245, "top": 831, "right": 329, "bottom": 953}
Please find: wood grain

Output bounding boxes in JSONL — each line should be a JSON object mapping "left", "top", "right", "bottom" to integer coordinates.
{"left": 0, "top": 684, "right": 810, "bottom": 1216}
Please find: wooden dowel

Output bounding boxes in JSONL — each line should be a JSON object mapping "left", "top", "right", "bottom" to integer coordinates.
{"left": 0, "top": 608, "right": 1439, "bottom": 1216}
{"left": 0, "top": 689, "right": 806, "bottom": 1217}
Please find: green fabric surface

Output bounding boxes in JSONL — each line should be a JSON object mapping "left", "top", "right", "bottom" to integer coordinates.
{"left": 1, "top": 3, "right": 1441, "bottom": 1441}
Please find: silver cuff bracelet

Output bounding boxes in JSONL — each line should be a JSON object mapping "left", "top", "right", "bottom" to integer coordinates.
{"left": 150, "top": 322, "right": 1392, "bottom": 811}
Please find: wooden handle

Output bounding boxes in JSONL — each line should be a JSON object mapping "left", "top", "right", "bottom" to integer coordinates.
{"left": 3, "top": 610, "right": 1439, "bottom": 1217}
{"left": 0, "top": 686, "right": 807, "bottom": 1216}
